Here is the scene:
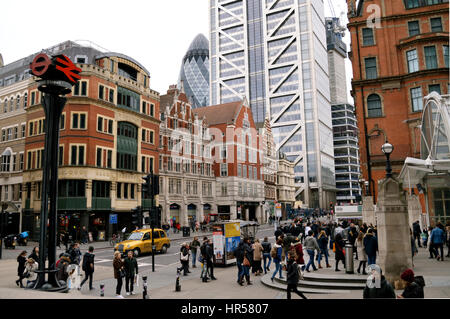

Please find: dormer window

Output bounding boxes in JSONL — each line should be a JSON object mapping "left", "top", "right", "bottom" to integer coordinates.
{"left": 75, "top": 55, "right": 88, "bottom": 64}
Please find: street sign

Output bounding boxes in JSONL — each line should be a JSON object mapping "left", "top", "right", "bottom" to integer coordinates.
{"left": 109, "top": 214, "right": 118, "bottom": 225}
{"left": 54, "top": 55, "right": 81, "bottom": 84}
{"left": 30, "top": 53, "right": 81, "bottom": 85}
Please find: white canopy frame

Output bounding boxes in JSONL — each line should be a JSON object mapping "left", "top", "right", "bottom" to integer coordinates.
{"left": 399, "top": 93, "right": 450, "bottom": 226}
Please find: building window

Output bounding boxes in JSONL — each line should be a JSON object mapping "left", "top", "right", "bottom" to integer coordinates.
{"left": 71, "top": 113, "right": 87, "bottom": 129}
{"left": 221, "top": 163, "right": 228, "bottom": 177}
{"left": 365, "top": 57, "right": 377, "bottom": 79}
{"left": 432, "top": 188, "right": 450, "bottom": 222}
{"left": 405, "top": 0, "right": 448, "bottom": 9}
{"left": 75, "top": 55, "right": 88, "bottom": 64}
{"left": 367, "top": 94, "right": 383, "bottom": 117}
{"left": 19, "top": 153, "right": 24, "bottom": 170}
{"left": 444, "top": 45, "right": 449, "bottom": 68}
{"left": 60, "top": 114, "right": 65, "bottom": 130}
{"left": 408, "top": 21, "right": 420, "bottom": 36}
{"left": 406, "top": 49, "right": 419, "bottom": 73}
{"left": 58, "top": 146, "right": 64, "bottom": 166}
{"left": 430, "top": 17, "right": 443, "bottom": 32}
{"left": 109, "top": 89, "right": 115, "bottom": 103}
{"left": 21, "top": 124, "right": 26, "bottom": 138}
{"left": 411, "top": 87, "right": 423, "bottom": 112}
{"left": 424, "top": 46, "right": 438, "bottom": 69}
{"left": 70, "top": 145, "right": 85, "bottom": 165}
{"left": 150, "top": 104, "right": 155, "bottom": 117}
{"left": 73, "top": 81, "right": 88, "bottom": 96}
{"left": 362, "top": 28, "right": 375, "bottom": 46}
{"left": 99, "top": 85, "right": 104, "bottom": 100}
{"left": 23, "top": 93, "right": 28, "bottom": 108}
{"left": 429, "top": 84, "right": 441, "bottom": 94}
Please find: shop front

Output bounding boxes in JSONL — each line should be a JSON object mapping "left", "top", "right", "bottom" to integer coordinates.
{"left": 218, "top": 205, "right": 231, "bottom": 221}
{"left": 169, "top": 203, "right": 181, "bottom": 224}
{"left": 187, "top": 203, "right": 197, "bottom": 223}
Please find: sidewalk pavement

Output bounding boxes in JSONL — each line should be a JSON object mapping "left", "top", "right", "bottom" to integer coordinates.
{"left": 1, "top": 241, "right": 448, "bottom": 299}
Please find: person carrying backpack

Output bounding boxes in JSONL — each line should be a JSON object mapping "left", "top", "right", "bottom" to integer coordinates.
{"left": 79, "top": 246, "right": 95, "bottom": 290}
{"left": 270, "top": 239, "right": 284, "bottom": 282}
{"left": 285, "top": 250, "right": 307, "bottom": 299}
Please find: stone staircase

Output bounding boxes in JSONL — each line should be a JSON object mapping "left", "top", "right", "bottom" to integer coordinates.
{"left": 261, "top": 271, "right": 367, "bottom": 294}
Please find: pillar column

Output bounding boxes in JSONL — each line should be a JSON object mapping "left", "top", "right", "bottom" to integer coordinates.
{"left": 407, "top": 194, "right": 422, "bottom": 230}
{"left": 181, "top": 204, "right": 188, "bottom": 227}
{"left": 198, "top": 204, "right": 204, "bottom": 223}
{"left": 230, "top": 203, "right": 237, "bottom": 220}
{"left": 256, "top": 205, "right": 263, "bottom": 224}
{"left": 376, "top": 177, "right": 412, "bottom": 285}
{"left": 362, "top": 196, "right": 376, "bottom": 226}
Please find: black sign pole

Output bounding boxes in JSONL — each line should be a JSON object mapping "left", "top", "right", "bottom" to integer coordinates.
{"left": 151, "top": 170, "right": 155, "bottom": 273}
{"left": 34, "top": 88, "right": 67, "bottom": 291}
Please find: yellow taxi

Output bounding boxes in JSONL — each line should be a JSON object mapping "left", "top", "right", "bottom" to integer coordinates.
{"left": 114, "top": 228, "right": 170, "bottom": 257}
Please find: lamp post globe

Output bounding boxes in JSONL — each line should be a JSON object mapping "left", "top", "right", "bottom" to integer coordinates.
{"left": 381, "top": 142, "right": 394, "bottom": 155}
{"left": 381, "top": 141, "right": 394, "bottom": 178}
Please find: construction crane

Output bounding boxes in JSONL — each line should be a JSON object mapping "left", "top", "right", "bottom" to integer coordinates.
{"left": 327, "top": 0, "right": 347, "bottom": 37}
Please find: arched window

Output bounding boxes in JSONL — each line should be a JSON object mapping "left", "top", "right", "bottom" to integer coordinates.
{"left": 24, "top": 93, "right": 28, "bottom": 108}
{"left": 9, "top": 97, "right": 14, "bottom": 112}
{"left": 16, "top": 95, "right": 20, "bottom": 110}
{"left": 3, "top": 99, "right": 8, "bottom": 113}
{"left": 367, "top": 94, "right": 382, "bottom": 118}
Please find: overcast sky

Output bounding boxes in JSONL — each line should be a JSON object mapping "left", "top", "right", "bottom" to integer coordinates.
{"left": 0, "top": 0, "right": 352, "bottom": 99}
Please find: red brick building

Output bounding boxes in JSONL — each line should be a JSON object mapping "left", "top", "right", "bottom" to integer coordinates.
{"left": 193, "top": 99, "right": 266, "bottom": 222}
{"left": 347, "top": 0, "right": 449, "bottom": 201}
{"left": 158, "top": 85, "right": 215, "bottom": 226}
{"left": 22, "top": 42, "right": 160, "bottom": 240}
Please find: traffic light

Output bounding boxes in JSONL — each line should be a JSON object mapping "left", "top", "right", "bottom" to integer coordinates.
{"left": 6, "top": 213, "right": 13, "bottom": 225}
{"left": 142, "top": 174, "right": 151, "bottom": 197}
{"left": 131, "top": 206, "right": 143, "bottom": 228}
{"left": 152, "top": 174, "right": 159, "bottom": 195}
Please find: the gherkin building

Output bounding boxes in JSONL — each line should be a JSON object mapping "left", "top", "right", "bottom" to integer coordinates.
{"left": 178, "top": 34, "right": 210, "bottom": 108}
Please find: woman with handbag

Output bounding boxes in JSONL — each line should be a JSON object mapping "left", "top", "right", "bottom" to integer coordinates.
{"left": 179, "top": 243, "right": 190, "bottom": 276}
{"left": 113, "top": 251, "right": 125, "bottom": 298}
{"left": 242, "top": 238, "right": 253, "bottom": 285}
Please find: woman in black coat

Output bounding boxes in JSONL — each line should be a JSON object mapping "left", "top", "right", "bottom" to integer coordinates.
{"left": 16, "top": 251, "right": 28, "bottom": 288}
{"left": 334, "top": 233, "right": 346, "bottom": 271}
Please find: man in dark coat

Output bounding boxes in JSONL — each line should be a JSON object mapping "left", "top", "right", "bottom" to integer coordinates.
{"left": 364, "top": 229, "right": 378, "bottom": 265}
{"left": 412, "top": 221, "right": 422, "bottom": 248}
{"left": 234, "top": 241, "right": 245, "bottom": 285}
{"left": 123, "top": 250, "right": 138, "bottom": 296}
{"left": 205, "top": 239, "right": 216, "bottom": 280}
{"left": 286, "top": 251, "right": 307, "bottom": 299}
{"left": 79, "top": 246, "right": 95, "bottom": 290}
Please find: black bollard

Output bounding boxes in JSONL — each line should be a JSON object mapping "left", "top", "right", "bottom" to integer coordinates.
{"left": 175, "top": 268, "right": 181, "bottom": 292}
{"left": 142, "top": 275, "right": 148, "bottom": 299}
{"left": 100, "top": 283, "right": 104, "bottom": 297}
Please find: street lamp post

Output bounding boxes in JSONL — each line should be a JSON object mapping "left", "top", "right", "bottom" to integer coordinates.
{"left": 381, "top": 141, "right": 394, "bottom": 178}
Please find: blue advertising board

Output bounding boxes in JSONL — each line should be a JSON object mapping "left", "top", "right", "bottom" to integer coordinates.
{"left": 109, "top": 214, "right": 118, "bottom": 225}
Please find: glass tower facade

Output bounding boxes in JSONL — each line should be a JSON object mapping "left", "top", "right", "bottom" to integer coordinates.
{"left": 179, "top": 34, "right": 210, "bottom": 108}
{"left": 209, "top": 0, "right": 335, "bottom": 208}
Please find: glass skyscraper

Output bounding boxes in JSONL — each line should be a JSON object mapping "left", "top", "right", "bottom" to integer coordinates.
{"left": 209, "top": 0, "right": 335, "bottom": 208}
{"left": 178, "top": 34, "right": 210, "bottom": 108}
